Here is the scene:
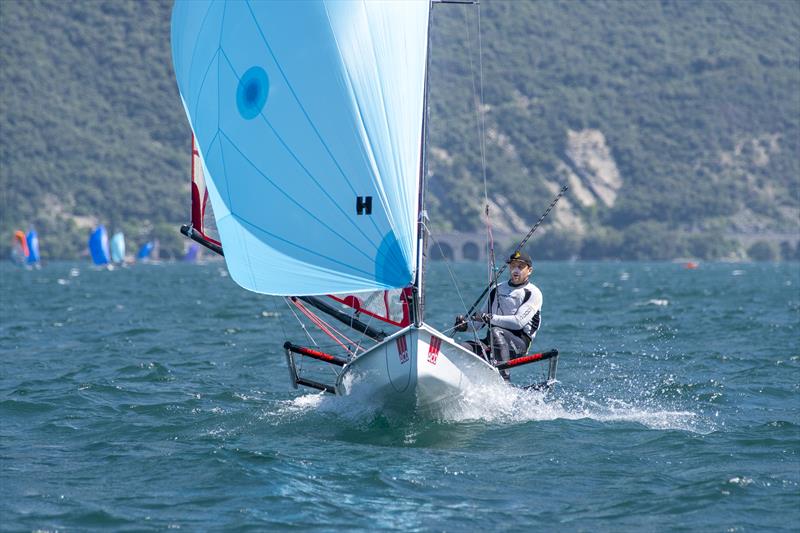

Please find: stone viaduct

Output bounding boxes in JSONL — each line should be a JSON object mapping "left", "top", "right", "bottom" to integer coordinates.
{"left": 426, "top": 231, "right": 799, "bottom": 261}
{"left": 427, "top": 231, "right": 516, "bottom": 261}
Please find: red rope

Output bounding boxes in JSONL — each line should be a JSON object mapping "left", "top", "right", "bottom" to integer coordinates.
{"left": 290, "top": 299, "right": 356, "bottom": 356}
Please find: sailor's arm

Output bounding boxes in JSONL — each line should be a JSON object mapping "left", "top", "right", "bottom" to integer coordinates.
{"left": 490, "top": 287, "right": 542, "bottom": 330}
{"left": 454, "top": 298, "right": 489, "bottom": 332}
{"left": 468, "top": 297, "right": 492, "bottom": 330}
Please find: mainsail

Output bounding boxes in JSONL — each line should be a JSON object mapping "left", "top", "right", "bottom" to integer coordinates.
{"left": 171, "top": 0, "right": 430, "bottom": 296}
{"left": 190, "top": 134, "right": 220, "bottom": 247}
{"left": 327, "top": 288, "right": 411, "bottom": 328}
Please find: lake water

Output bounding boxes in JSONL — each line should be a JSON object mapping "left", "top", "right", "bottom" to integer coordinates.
{"left": 1, "top": 260, "right": 798, "bottom": 531}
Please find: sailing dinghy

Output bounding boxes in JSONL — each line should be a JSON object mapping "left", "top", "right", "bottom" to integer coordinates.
{"left": 110, "top": 232, "right": 126, "bottom": 265}
{"left": 88, "top": 225, "right": 111, "bottom": 267}
{"left": 171, "top": 0, "right": 558, "bottom": 414}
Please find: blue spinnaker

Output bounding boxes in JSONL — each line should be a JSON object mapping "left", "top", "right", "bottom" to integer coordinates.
{"left": 171, "top": 0, "right": 429, "bottom": 296}
{"left": 184, "top": 243, "right": 199, "bottom": 262}
{"left": 89, "top": 226, "right": 110, "bottom": 265}
{"left": 110, "top": 232, "right": 126, "bottom": 263}
{"left": 137, "top": 241, "right": 155, "bottom": 261}
{"left": 26, "top": 230, "right": 40, "bottom": 265}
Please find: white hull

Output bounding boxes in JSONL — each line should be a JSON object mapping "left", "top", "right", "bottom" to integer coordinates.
{"left": 335, "top": 323, "right": 504, "bottom": 414}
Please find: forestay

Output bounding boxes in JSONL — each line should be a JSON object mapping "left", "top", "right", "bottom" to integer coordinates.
{"left": 171, "top": 0, "right": 430, "bottom": 296}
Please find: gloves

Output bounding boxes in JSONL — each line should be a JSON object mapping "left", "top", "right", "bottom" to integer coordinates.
{"left": 472, "top": 313, "right": 492, "bottom": 324}
{"left": 454, "top": 314, "right": 468, "bottom": 332}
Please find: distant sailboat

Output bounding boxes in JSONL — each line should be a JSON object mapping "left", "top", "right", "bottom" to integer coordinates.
{"left": 10, "top": 230, "right": 29, "bottom": 266}
{"left": 183, "top": 243, "right": 199, "bottom": 262}
{"left": 137, "top": 241, "right": 156, "bottom": 262}
{"left": 110, "top": 232, "right": 126, "bottom": 264}
{"left": 171, "top": 0, "right": 559, "bottom": 413}
{"left": 26, "top": 229, "right": 41, "bottom": 268}
{"left": 88, "top": 226, "right": 111, "bottom": 266}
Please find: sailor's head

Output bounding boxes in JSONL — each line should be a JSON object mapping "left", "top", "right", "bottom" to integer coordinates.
{"left": 506, "top": 251, "right": 533, "bottom": 284}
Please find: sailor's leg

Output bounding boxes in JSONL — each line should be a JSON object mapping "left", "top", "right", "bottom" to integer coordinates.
{"left": 507, "top": 333, "right": 529, "bottom": 359}
{"left": 489, "top": 328, "right": 513, "bottom": 380}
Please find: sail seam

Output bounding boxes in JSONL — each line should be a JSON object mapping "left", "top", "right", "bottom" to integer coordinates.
{"left": 355, "top": 1, "right": 405, "bottom": 244}
{"left": 242, "top": 1, "right": 398, "bottom": 253}
{"left": 190, "top": 50, "right": 220, "bottom": 131}
{"left": 215, "top": 126, "right": 378, "bottom": 268}
{"left": 183, "top": 0, "right": 216, "bottom": 112}
{"left": 217, "top": 46, "right": 400, "bottom": 267}
{"left": 321, "top": 0, "right": 397, "bottom": 248}
{"left": 232, "top": 215, "right": 391, "bottom": 291}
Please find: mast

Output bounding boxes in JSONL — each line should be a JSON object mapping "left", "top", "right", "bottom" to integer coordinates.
{"left": 411, "top": 0, "right": 479, "bottom": 326}
{"left": 411, "top": 0, "right": 435, "bottom": 327}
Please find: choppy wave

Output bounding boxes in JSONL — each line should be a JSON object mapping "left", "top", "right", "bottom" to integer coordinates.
{"left": 3, "top": 261, "right": 799, "bottom": 532}
{"left": 270, "top": 377, "right": 712, "bottom": 435}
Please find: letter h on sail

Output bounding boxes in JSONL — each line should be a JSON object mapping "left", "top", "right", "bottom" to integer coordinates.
{"left": 356, "top": 195, "right": 372, "bottom": 215}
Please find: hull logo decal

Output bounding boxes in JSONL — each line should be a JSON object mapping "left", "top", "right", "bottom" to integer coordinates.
{"left": 427, "top": 336, "right": 442, "bottom": 365}
{"left": 396, "top": 336, "right": 409, "bottom": 364}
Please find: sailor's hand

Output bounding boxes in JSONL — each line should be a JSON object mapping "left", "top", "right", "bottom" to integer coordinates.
{"left": 472, "top": 313, "right": 491, "bottom": 324}
{"left": 454, "top": 314, "right": 468, "bottom": 332}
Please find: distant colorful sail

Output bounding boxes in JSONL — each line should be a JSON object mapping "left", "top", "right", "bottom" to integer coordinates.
{"left": 137, "top": 241, "right": 156, "bottom": 261}
{"left": 26, "top": 229, "right": 40, "bottom": 265}
{"left": 88, "top": 226, "right": 111, "bottom": 265}
{"left": 171, "top": 0, "right": 429, "bottom": 296}
{"left": 184, "top": 243, "right": 199, "bottom": 262}
{"left": 110, "top": 232, "right": 126, "bottom": 263}
{"left": 10, "top": 230, "right": 29, "bottom": 264}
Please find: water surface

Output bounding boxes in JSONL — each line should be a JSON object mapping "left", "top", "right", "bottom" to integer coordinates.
{"left": 1, "top": 261, "right": 798, "bottom": 531}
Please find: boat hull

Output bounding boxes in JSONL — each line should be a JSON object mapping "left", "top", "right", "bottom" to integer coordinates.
{"left": 335, "top": 323, "right": 504, "bottom": 414}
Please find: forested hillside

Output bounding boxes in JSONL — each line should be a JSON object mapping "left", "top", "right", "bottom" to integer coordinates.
{"left": 1, "top": 0, "right": 798, "bottom": 260}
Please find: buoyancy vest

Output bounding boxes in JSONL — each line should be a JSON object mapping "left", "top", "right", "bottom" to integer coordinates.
{"left": 486, "top": 280, "right": 543, "bottom": 344}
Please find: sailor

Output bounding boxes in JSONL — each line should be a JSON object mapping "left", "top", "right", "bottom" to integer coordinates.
{"left": 454, "top": 251, "right": 542, "bottom": 380}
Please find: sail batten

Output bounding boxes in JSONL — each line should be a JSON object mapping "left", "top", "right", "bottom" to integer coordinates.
{"left": 172, "top": 0, "right": 429, "bottom": 296}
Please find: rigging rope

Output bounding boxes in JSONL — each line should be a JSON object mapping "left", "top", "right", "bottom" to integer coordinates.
{"left": 463, "top": 2, "right": 499, "bottom": 344}
{"left": 426, "top": 225, "right": 482, "bottom": 344}
{"left": 462, "top": 5, "right": 495, "bottom": 281}
{"left": 290, "top": 298, "right": 357, "bottom": 356}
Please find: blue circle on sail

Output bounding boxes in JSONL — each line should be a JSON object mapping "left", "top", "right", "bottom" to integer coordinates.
{"left": 375, "top": 231, "right": 412, "bottom": 287}
{"left": 237, "top": 66, "right": 269, "bottom": 120}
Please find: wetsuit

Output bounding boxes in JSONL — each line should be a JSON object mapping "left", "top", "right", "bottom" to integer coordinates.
{"left": 465, "top": 280, "right": 542, "bottom": 377}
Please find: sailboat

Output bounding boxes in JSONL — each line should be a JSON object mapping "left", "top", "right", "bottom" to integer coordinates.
{"left": 110, "top": 232, "right": 126, "bottom": 265}
{"left": 171, "top": 0, "right": 558, "bottom": 413}
{"left": 183, "top": 243, "right": 200, "bottom": 263}
{"left": 26, "top": 229, "right": 41, "bottom": 268}
{"left": 136, "top": 240, "right": 157, "bottom": 262}
{"left": 88, "top": 225, "right": 111, "bottom": 266}
{"left": 10, "top": 230, "right": 29, "bottom": 266}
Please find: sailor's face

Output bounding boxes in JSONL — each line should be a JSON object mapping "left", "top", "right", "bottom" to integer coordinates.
{"left": 509, "top": 261, "right": 532, "bottom": 284}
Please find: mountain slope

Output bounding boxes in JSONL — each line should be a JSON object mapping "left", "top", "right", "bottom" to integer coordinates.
{"left": 1, "top": 0, "right": 797, "bottom": 260}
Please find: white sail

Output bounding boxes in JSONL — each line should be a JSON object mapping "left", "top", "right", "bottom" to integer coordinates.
{"left": 110, "top": 232, "right": 126, "bottom": 263}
